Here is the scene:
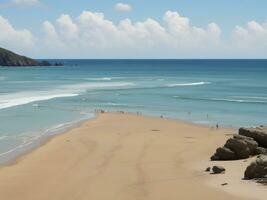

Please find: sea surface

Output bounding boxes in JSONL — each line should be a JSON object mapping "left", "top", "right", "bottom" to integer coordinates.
{"left": 0, "top": 59, "right": 266, "bottom": 161}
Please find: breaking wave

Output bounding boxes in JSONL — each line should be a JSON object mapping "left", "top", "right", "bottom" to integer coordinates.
{"left": 0, "top": 81, "right": 135, "bottom": 110}
{"left": 83, "top": 77, "right": 113, "bottom": 81}
{"left": 167, "top": 82, "right": 211, "bottom": 87}
{"left": 173, "top": 96, "right": 267, "bottom": 104}
{"left": 0, "top": 93, "right": 79, "bottom": 110}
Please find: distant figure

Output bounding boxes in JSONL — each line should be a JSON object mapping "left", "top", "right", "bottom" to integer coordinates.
{"left": 216, "top": 123, "right": 219, "bottom": 129}
{"left": 160, "top": 115, "right": 164, "bottom": 119}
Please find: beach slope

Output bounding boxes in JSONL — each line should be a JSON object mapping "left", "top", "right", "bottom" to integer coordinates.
{"left": 0, "top": 113, "right": 261, "bottom": 200}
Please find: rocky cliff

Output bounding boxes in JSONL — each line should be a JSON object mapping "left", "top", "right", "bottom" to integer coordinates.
{"left": 0, "top": 47, "right": 51, "bottom": 66}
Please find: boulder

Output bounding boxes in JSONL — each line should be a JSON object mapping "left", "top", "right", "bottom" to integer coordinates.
{"left": 205, "top": 167, "right": 211, "bottom": 172}
{"left": 212, "top": 166, "right": 225, "bottom": 174}
{"left": 239, "top": 126, "right": 267, "bottom": 148}
{"left": 211, "top": 147, "right": 235, "bottom": 160}
{"left": 233, "top": 134, "right": 258, "bottom": 154}
{"left": 211, "top": 129, "right": 261, "bottom": 161}
{"left": 224, "top": 138, "right": 251, "bottom": 159}
{"left": 255, "top": 147, "right": 267, "bottom": 155}
{"left": 244, "top": 155, "right": 267, "bottom": 179}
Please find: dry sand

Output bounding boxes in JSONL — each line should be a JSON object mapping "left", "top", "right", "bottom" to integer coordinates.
{"left": 0, "top": 113, "right": 265, "bottom": 200}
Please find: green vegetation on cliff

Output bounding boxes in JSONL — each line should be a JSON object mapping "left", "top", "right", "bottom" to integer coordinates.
{"left": 0, "top": 47, "right": 55, "bottom": 66}
{"left": 0, "top": 48, "right": 39, "bottom": 66}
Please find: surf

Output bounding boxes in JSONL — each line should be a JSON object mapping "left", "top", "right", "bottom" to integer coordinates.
{"left": 167, "top": 82, "right": 211, "bottom": 87}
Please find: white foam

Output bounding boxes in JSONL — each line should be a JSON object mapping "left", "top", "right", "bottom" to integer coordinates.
{"left": 167, "top": 82, "right": 211, "bottom": 87}
{"left": 0, "top": 138, "right": 37, "bottom": 157}
{"left": 84, "top": 77, "right": 112, "bottom": 81}
{"left": 0, "top": 81, "right": 135, "bottom": 110}
{"left": 211, "top": 98, "right": 267, "bottom": 104}
{"left": 62, "top": 82, "right": 135, "bottom": 92}
{"left": 0, "top": 93, "right": 78, "bottom": 110}
{"left": 232, "top": 96, "right": 267, "bottom": 100}
{"left": 0, "top": 136, "right": 8, "bottom": 141}
{"left": 173, "top": 96, "right": 267, "bottom": 104}
{"left": 105, "top": 102, "right": 129, "bottom": 106}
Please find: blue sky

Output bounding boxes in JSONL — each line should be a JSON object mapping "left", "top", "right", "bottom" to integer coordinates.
{"left": 2, "top": 0, "right": 267, "bottom": 35}
{"left": 0, "top": 0, "right": 267, "bottom": 58}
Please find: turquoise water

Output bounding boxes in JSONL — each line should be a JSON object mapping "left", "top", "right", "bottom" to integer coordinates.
{"left": 0, "top": 59, "right": 267, "bottom": 159}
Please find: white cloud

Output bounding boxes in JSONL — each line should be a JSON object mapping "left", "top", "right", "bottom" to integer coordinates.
{"left": 231, "top": 20, "right": 267, "bottom": 57}
{"left": 114, "top": 3, "right": 132, "bottom": 12}
{"left": 38, "top": 10, "right": 224, "bottom": 58}
{"left": 57, "top": 14, "right": 79, "bottom": 40}
{"left": 1, "top": 10, "right": 267, "bottom": 58}
{"left": 0, "top": 16, "right": 35, "bottom": 52}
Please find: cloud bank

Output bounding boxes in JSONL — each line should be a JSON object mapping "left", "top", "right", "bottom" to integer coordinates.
{"left": 0, "top": 10, "right": 266, "bottom": 58}
{"left": 0, "top": 16, "right": 35, "bottom": 49}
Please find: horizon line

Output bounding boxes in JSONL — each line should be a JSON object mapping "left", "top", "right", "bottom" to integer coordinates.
{"left": 35, "top": 58, "right": 267, "bottom": 60}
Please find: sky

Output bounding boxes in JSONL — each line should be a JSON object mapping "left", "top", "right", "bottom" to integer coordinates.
{"left": 0, "top": 0, "right": 267, "bottom": 58}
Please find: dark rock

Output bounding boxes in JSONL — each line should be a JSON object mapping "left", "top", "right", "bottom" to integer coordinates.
{"left": 54, "top": 62, "right": 63, "bottom": 66}
{"left": 244, "top": 155, "right": 267, "bottom": 179}
{"left": 255, "top": 147, "right": 267, "bottom": 155}
{"left": 211, "top": 133, "right": 259, "bottom": 161}
{"left": 257, "top": 176, "right": 267, "bottom": 184}
{"left": 211, "top": 147, "right": 235, "bottom": 160}
{"left": 224, "top": 138, "right": 251, "bottom": 159}
{"left": 221, "top": 183, "right": 228, "bottom": 186}
{"left": 233, "top": 134, "right": 258, "bottom": 154}
{"left": 39, "top": 60, "right": 51, "bottom": 66}
{"left": 0, "top": 47, "right": 53, "bottom": 67}
{"left": 205, "top": 167, "right": 211, "bottom": 172}
{"left": 239, "top": 126, "right": 267, "bottom": 148}
{"left": 212, "top": 166, "right": 225, "bottom": 174}
{"left": 0, "top": 47, "right": 39, "bottom": 66}
{"left": 233, "top": 134, "right": 253, "bottom": 140}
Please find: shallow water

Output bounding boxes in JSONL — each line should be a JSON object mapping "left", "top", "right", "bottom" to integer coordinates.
{"left": 0, "top": 59, "right": 266, "bottom": 158}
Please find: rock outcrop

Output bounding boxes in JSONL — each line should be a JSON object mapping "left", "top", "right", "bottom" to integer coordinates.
{"left": 209, "top": 125, "right": 267, "bottom": 183}
{"left": 212, "top": 166, "right": 225, "bottom": 174}
{"left": 239, "top": 126, "right": 267, "bottom": 148}
{"left": 244, "top": 155, "right": 267, "bottom": 179}
{"left": 255, "top": 147, "right": 267, "bottom": 155}
{"left": 0, "top": 47, "right": 52, "bottom": 66}
{"left": 224, "top": 138, "right": 251, "bottom": 159}
{"left": 233, "top": 134, "right": 258, "bottom": 155}
{"left": 211, "top": 134, "right": 258, "bottom": 160}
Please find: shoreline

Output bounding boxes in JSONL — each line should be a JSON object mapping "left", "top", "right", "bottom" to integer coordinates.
{"left": 0, "top": 114, "right": 96, "bottom": 167}
{"left": 0, "top": 110, "right": 235, "bottom": 167}
{"left": 0, "top": 112, "right": 265, "bottom": 199}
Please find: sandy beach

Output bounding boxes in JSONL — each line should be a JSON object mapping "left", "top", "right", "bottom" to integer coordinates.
{"left": 0, "top": 113, "right": 265, "bottom": 200}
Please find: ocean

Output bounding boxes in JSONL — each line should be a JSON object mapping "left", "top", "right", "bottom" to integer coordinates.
{"left": 0, "top": 59, "right": 266, "bottom": 161}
